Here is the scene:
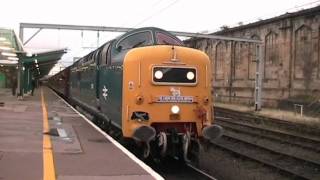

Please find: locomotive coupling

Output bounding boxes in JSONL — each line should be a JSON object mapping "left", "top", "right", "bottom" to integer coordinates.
{"left": 202, "top": 125, "right": 223, "bottom": 141}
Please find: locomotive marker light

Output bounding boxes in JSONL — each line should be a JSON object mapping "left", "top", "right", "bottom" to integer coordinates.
{"left": 186, "top": 71, "right": 195, "bottom": 80}
{"left": 171, "top": 105, "right": 180, "bottom": 114}
{"left": 154, "top": 70, "right": 163, "bottom": 79}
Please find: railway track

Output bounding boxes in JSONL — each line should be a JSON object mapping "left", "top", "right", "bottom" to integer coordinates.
{"left": 216, "top": 117, "right": 320, "bottom": 153}
{"left": 212, "top": 107, "right": 320, "bottom": 180}
{"left": 214, "top": 107, "right": 320, "bottom": 137}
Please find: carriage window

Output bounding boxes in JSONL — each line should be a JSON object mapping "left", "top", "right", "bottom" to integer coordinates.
{"left": 156, "top": 32, "right": 183, "bottom": 46}
{"left": 117, "top": 31, "right": 153, "bottom": 50}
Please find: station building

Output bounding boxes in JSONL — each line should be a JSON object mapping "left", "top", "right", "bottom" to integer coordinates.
{"left": 0, "top": 27, "right": 65, "bottom": 96}
{"left": 185, "top": 5, "right": 320, "bottom": 110}
{"left": 0, "top": 28, "right": 23, "bottom": 88}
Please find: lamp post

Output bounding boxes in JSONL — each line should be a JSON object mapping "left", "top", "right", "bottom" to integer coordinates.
{"left": 16, "top": 51, "right": 31, "bottom": 99}
{"left": 16, "top": 53, "right": 23, "bottom": 99}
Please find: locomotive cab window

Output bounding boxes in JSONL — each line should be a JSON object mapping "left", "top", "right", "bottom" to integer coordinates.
{"left": 156, "top": 32, "right": 183, "bottom": 46}
{"left": 152, "top": 66, "right": 197, "bottom": 86}
{"left": 116, "top": 31, "right": 153, "bottom": 51}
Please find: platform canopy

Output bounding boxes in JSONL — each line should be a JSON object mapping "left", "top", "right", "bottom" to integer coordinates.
{"left": 0, "top": 27, "right": 66, "bottom": 95}
{"left": 0, "top": 28, "right": 23, "bottom": 66}
{"left": 0, "top": 28, "right": 66, "bottom": 77}
{"left": 21, "top": 49, "right": 66, "bottom": 78}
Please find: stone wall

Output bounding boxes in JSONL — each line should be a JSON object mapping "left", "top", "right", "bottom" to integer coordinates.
{"left": 186, "top": 6, "right": 320, "bottom": 108}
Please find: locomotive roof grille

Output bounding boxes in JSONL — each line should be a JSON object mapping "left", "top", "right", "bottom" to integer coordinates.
{"left": 152, "top": 66, "right": 197, "bottom": 85}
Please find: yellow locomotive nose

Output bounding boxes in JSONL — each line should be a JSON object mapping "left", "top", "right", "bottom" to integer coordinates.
{"left": 120, "top": 44, "right": 223, "bottom": 161}
{"left": 122, "top": 45, "right": 218, "bottom": 139}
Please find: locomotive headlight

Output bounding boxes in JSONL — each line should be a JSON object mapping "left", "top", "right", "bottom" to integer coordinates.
{"left": 154, "top": 70, "right": 163, "bottom": 79}
{"left": 186, "top": 71, "right": 195, "bottom": 80}
{"left": 171, "top": 105, "right": 180, "bottom": 114}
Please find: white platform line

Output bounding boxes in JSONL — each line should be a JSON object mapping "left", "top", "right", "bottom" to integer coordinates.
{"left": 51, "top": 90, "right": 164, "bottom": 180}
{"left": 187, "top": 164, "right": 218, "bottom": 180}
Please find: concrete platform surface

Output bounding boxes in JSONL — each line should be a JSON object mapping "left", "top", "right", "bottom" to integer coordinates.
{"left": 0, "top": 87, "right": 163, "bottom": 180}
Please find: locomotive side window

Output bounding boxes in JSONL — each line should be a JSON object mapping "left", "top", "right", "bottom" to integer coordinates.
{"left": 156, "top": 32, "right": 183, "bottom": 46}
{"left": 86, "top": 52, "right": 94, "bottom": 64}
{"left": 94, "top": 49, "right": 100, "bottom": 64}
{"left": 100, "top": 42, "right": 111, "bottom": 65}
{"left": 116, "top": 31, "right": 153, "bottom": 51}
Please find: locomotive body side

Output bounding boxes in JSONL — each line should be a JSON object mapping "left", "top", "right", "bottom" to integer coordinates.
{"left": 69, "top": 52, "right": 99, "bottom": 109}
{"left": 49, "top": 66, "right": 70, "bottom": 97}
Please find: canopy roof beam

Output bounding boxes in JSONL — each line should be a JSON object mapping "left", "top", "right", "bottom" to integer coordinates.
{"left": 20, "top": 23, "right": 262, "bottom": 44}
{"left": 23, "top": 28, "right": 43, "bottom": 45}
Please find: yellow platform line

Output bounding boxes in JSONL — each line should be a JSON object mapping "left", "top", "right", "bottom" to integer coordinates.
{"left": 41, "top": 88, "right": 56, "bottom": 180}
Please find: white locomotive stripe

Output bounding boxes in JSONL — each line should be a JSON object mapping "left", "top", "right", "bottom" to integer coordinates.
{"left": 51, "top": 90, "right": 164, "bottom": 180}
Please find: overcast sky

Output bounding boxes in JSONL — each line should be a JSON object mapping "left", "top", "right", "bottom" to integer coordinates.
{"left": 1, "top": 0, "right": 319, "bottom": 70}
{"left": 2, "top": 0, "right": 319, "bottom": 33}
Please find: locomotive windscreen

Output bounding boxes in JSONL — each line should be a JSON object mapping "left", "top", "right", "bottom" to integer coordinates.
{"left": 152, "top": 66, "right": 197, "bottom": 85}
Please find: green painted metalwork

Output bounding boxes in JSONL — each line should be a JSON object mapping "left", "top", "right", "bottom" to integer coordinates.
{"left": 78, "top": 64, "right": 97, "bottom": 108}
{"left": 98, "top": 65, "right": 123, "bottom": 126}
{"left": 0, "top": 72, "right": 5, "bottom": 88}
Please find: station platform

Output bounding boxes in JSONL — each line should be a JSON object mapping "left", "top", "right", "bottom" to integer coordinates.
{"left": 0, "top": 87, "right": 163, "bottom": 180}
{"left": 214, "top": 102, "right": 320, "bottom": 127}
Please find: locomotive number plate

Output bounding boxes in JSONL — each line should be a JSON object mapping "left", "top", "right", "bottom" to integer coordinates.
{"left": 156, "top": 96, "right": 194, "bottom": 103}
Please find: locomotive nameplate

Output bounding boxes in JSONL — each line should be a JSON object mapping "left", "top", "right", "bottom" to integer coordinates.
{"left": 156, "top": 96, "right": 194, "bottom": 103}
